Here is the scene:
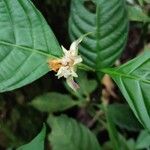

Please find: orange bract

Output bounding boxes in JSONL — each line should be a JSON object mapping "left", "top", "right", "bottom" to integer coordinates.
{"left": 48, "top": 59, "right": 62, "bottom": 72}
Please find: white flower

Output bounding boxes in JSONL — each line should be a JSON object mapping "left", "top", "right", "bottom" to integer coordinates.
{"left": 48, "top": 38, "right": 83, "bottom": 91}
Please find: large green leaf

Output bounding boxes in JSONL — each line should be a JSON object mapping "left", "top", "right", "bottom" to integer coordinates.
{"left": 69, "top": 0, "right": 128, "bottom": 70}
{"left": 17, "top": 124, "right": 46, "bottom": 150}
{"left": 30, "top": 92, "right": 78, "bottom": 113}
{"left": 102, "top": 51, "right": 150, "bottom": 131}
{"left": 47, "top": 115, "right": 101, "bottom": 150}
{"left": 0, "top": 0, "right": 62, "bottom": 92}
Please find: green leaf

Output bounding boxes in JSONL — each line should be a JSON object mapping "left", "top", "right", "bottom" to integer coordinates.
{"left": 102, "top": 136, "right": 136, "bottom": 150}
{"left": 126, "top": 0, "right": 135, "bottom": 4}
{"left": 69, "top": 0, "right": 128, "bottom": 71}
{"left": 76, "top": 71, "right": 97, "bottom": 96}
{"left": 102, "top": 51, "right": 150, "bottom": 131}
{"left": 136, "top": 130, "right": 150, "bottom": 149}
{"left": 127, "top": 5, "right": 150, "bottom": 22}
{"left": 77, "top": 71, "right": 97, "bottom": 96}
{"left": 137, "top": 0, "right": 150, "bottom": 5}
{"left": 0, "top": 0, "right": 62, "bottom": 92}
{"left": 108, "top": 104, "right": 142, "bottom": 131}
{"left": 17, "top": 124, "right": 46, "bottom": 150}
{"left": 138, "top": 0, "right": 144, "bottom": 5}
{"left": 30, "top": 92, "right": 78, "bottom": 113}
{"left": 102, "top": 141, "right": 113, "bottom": 150}
{"left": 103, "top": 104, "right": 120, "bottom": 150}
{"left": 144, "top": 0, "right": 150, "bottom": 3}
{"left": 47, "top": 115, "right": 101, "bottom": 150}
{"left": 119, "top": 134, "right": 136, "bottom": 150}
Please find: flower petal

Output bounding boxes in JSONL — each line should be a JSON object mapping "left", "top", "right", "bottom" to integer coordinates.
{"left": 66, "top": 77, "right": 79, "bottom": 91}
{"left": 74, "top": 55, "right": 82, "bottom": 65}
{"left": 71, "top": 68, "right": 78, "bottom": 77}
{"left": 61, "top": 45, "right": 68, "bottom": 55}
{"left": 56, "top": 68, "right": 63, "bottom": 79}
{"left": 56, "top": 66, "right": 71, "bottom": 79}
{"left": 69, "top": 37, "right": 82, "bottom": 55}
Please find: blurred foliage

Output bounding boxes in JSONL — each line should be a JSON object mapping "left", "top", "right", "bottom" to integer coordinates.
{"left": 17, "top": 125, "right": 46, "bottom": 150}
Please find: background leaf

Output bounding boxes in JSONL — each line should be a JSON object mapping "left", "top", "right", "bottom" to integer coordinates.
{"left": 69, "top": 0, "right": 128, "bottom": 72}
{"left": 17, "top": 124, "right": 46, "bottom": 150}
{"left": 30, "top": 92, "right": 78, "bottom": 113}
{"left": 144, "top": 0, "right": 150, "bottom": 3}
{"left": 119, "top": 135, "right": 136, "bottom": 150}
{"left": 47, "top": 115, "right": 101, "bottom": 150}
{"left": 138, "top": 0, "right": 150, "bottom": 5}
{"left": 0, "top": 0, "right": 62, "bottom": 92}
{"left": 102, "top": 136, "right": 136, "bottom": 150}
{"left": 127, "top": 5, "right": 150, "bottom": 22}
{"left": 136, "top": 130, "right": 150, "bottom": 149}
{"left": 102, "top": 51, "right": 150, "bottom": 131}
{"left": 126, "top": 0, "right": 135, "bottom": 4}
{"left": 102, "top": 104, "right": 120, "bottom": 150}
{"left": 108, "top": 104, "right": 142, "bottom": 131}
{"left": 76, "top": 71, "right": 97, "bottom": 96}
{"left": 64, "top": 71, "right": 97, "bottom": 99}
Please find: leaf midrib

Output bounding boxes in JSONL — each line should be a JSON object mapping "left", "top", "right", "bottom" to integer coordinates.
{"left": 102, "top": 68, "right": 150, "bottom": 84}
{"left": 0, "top": 40, "right": 57, "bottom": 59}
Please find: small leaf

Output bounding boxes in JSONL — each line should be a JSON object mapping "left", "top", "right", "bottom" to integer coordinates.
{"left": 128, "top": 5, "right": 150, "bottom": 22}
{"left": 17, "top": 124, "right": 46, "bottom": 150}
{"left": 119, "top": 134, "right": 136, "bottom": 150}
{"left": 0, "top": 0, "right": 62, "bottom": 92}
{"left": 108, "top": 104, "right": 142, "bottom": 131}
{"left": 69, "top": 0, "right": 128, "bottom": 72}
{"left": 30, "top": 92, "right": 78, "bottom": 113}
{"left": 47, "top": 115, "right": 101, "bottom": 150}
{"left": 77, "top": 71, "right": 97, "bottom": 96}
{"left": 102, "top": 51, "right": 150, "bottom": 131}
{"left": 136, "top": 130, "right": 150, "bottom": 149}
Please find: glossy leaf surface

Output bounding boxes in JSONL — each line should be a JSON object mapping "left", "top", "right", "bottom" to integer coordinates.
{"left": 103, "top": 51, "right": 150, "bottom": 131}
{"left": 0, "top": 0, "right": 62, "bottom": 92}
{"left": 69, "top": 0, "right": 128, "bottom": 71}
